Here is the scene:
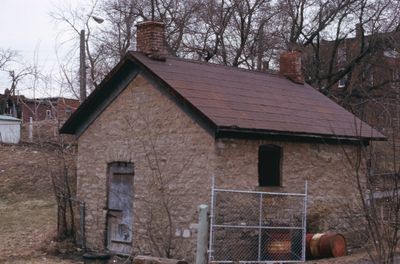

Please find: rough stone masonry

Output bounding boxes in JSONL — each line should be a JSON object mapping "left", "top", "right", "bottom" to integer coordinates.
{"left": 76, "top": 73, "right": 363, "bottom": 260}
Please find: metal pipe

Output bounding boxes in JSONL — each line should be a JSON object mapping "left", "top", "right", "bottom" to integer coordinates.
{"left": 79, "top": 29, "right": 86, "bottom": 102}
{"left": 257, "top": 193, "right": 263, "bottom": 261}
{"left": 213, "top": 188, "right": 306, "bottom": 196}
{"left": 196, "top": 204, "right": 209, "bottom": 264}
{"left": 212, "top": 224, "right": 304, "bottom": 230}
{"left": 80, "top": 201, "right": 86, "bottom": 251}
{"left": 302, "top": 181, "right": 308, "bottom": 261}
{"left": 208, "top": 175, "right": 215, "bottom": 262}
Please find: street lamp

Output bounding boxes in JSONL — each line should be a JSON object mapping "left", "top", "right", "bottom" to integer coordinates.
{"left": 79, "top": 16, "right": 104, "bottom": 102}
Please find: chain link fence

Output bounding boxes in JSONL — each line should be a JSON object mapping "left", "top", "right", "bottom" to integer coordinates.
{"left": 209, "top": 184, "right": 307, "bottom": 263}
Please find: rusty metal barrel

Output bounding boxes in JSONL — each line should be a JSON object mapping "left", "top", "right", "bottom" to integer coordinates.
{"left": 306, "top": 233, "right": 347, "bottom": 259}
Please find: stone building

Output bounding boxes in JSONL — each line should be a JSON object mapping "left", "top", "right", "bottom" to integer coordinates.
{"left": 60, "top": 21, "right": 384, "bottom": 259}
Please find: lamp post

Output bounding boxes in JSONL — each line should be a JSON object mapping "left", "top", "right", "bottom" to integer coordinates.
{"left": 79, "top": 29, "right": 86, "bottom": 102}
{"left": 79, "top": 16, "right": 104, "bottom": 102}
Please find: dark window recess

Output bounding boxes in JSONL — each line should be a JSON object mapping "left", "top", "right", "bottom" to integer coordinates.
{"left": 258, "top": 144, "right": 282, "bottom": 187}
{"left": 65, "top": 107, "right": 72, "bottom": 117}
{"left": 338, "top": 78, "right": 347, "bottom": 88}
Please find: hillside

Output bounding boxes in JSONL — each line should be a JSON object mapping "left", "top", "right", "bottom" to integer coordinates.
{"left": 0, "top": 124, "right": 79, "bottom": 263}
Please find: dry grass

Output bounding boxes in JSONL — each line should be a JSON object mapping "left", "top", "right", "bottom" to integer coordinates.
{"left": 0, "top": 199, "right": 56, "bottom": 262}
{"left": 0, "top": 142, "right": 80, "bottom": 263}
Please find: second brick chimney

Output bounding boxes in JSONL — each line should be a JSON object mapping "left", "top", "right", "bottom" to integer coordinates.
{"left": 279, "top": 51, "right": 304, "bottom": 84}
{"left": 136, "top": 21, "right": 167, "bottom": 60}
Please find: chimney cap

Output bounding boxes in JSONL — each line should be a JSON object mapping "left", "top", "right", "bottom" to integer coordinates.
{"left": 136, "top": 20, "right": 165, "bottom": 27}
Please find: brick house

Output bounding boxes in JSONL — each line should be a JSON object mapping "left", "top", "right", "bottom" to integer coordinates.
{"left": 60, "top": 21, "right": 384, "bottom": 258}
{"left": 303, "top": 26, "right": 400, "bottom": 130}
{"left": 19, "top": 97, "right": 80, "bottom": 123}
{"left": 332, "top": 29, "right": 399, "bottom": 100}
{"left": 302, "top": 26, "right": 400, "bottom": 176}
{"left": 0, "top": 94, "right": 79, "bottom": 123}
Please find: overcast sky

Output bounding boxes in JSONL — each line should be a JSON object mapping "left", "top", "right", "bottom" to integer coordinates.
{"left": 0, "top": 0, "right": 80, "bottom": 98}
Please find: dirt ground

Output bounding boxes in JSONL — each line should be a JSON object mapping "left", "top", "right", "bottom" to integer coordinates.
{"left": 0, "top": 136, "right": 383, "bottom": 264}
{"left": 306, "top": 252, "right": 372, "bottom": 264}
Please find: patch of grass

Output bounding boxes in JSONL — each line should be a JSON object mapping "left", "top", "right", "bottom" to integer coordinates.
{"left": 0, "top": 199, "right": 56, "bottom": 260}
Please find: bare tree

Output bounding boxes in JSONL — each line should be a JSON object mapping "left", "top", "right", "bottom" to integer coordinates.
{"left": 338, "top": 38, "right": 400, "bottom": 262}
{"left": 342, "top": 109, "right": 400, "bottom": 264}
{"left": 0, "top": 48, "right": 17, "bottom": 70}
{"left": 51, "top": 0, "right": 281, "bottom": 91}
{"left": 0, "top": 49, "right": 36, "bottom": 117}
{"left": 50, "top": 137, "right": 77, "bottom": 240}
{"left": 51, "top": 0, "right": 105, "bottom": 94}
{"left": 298, "top": 0, "right": 400, "bottom": 97}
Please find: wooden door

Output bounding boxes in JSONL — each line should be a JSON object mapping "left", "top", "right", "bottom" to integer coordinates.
{"left": 107, "top": 162, "right": 134, "bottom": 255}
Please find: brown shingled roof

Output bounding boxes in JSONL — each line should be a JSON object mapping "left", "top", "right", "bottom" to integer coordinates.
{"left": 130, "top": 51, "right": 384, "bottom": 140}
{"left": 60, "top": 51, "right": 384, "bottom": 141}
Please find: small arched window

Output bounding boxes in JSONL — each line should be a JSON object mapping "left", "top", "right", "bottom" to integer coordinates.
{"left": 258, "top": 144, "right": 282, "bottom": 187}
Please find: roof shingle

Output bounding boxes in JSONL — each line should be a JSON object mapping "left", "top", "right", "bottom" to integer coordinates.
{"left": 60, "top": 51, "right": 384, "bottom": 141}
{"left": 131, "top": 51, "right": 384, "bottom": 140}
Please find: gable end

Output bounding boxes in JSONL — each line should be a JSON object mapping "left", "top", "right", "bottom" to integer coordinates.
{"left": 60, "top": 61, "right": 139, "bottom": 137}
{"left": 60, "top": 57, "right": 218, "bottom": 138}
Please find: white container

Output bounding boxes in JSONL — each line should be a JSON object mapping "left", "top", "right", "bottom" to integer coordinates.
{"left": 0, "top": 115, "right": 21, "bottom": 144}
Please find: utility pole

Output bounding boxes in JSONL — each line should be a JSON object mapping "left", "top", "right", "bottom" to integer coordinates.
{"left": 79, "top": 29, "right": 86, "bottom": 102}
{"left": 79, "top": 15, "right": 104, "bottom": 102}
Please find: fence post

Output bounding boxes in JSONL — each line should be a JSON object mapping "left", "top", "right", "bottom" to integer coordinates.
{"left": 28, "top": 117, "right": 33, "bottom": 142}
{"left": 196, "top": 204, "right": 209, "bottom": 264}
{"left": 80, "top": 201, "right": 86, "bottom": 251}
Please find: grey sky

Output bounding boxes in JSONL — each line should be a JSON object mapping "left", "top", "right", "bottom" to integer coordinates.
{"left": 0, "top": 0, "right": 80, "bottom": 98}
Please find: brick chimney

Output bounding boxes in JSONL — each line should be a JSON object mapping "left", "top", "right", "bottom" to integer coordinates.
{"left": 279, "top": 51, "right": 304, "bottom": 84}
{"left": 136, "top": 21, "right": 167, "bottom": 60}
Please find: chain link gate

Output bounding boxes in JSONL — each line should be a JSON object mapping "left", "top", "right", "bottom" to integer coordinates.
{"left": 208, "top": 181, "right": 307, "bottom": 263}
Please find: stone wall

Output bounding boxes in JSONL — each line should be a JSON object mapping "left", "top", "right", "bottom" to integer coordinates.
{"left": 214, "top": 138, "right": 363, "bottom": 234}
{"left": 76, "top": 73, "right": 366, "bottom": 259}
{"left": 76, "top": 74, "right": 215, "bottom": 260}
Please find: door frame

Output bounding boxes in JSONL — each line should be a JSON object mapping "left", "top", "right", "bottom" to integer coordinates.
{"left": 105, "top": 161, "right": 134, "bottom": 254}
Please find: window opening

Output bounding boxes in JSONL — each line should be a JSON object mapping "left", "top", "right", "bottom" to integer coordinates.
{"left": 46, "top": 109, "right": 52, "bottom": 119}
{"left": 258, "top": 144, "right": 282, "bottom": 187}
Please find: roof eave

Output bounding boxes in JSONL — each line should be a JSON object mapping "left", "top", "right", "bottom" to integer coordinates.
{"left": 216, "top": 126, "right": 386, "bottom": 144}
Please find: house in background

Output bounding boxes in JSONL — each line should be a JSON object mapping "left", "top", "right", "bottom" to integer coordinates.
{"left": 60, "top": 21, "right": 384, "bottom": 259}
{"left": 19, "top": 97, "right": 80, "bottom": 123}
{"left": 0, "top": 93, "right": 80, "bottom": 124}
{"left": 303, "top": 25, "right": 400, "bottom": 179}
{"left": 303, "top": 26, "right": 400, "bottom": 131}
{"left": 329, "top": 28, "right": 399, "bottom": 100}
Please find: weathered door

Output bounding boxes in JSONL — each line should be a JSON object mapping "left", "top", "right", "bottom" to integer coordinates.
{"left": 107, "top": 162, "right": 134, "bottom": 255}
